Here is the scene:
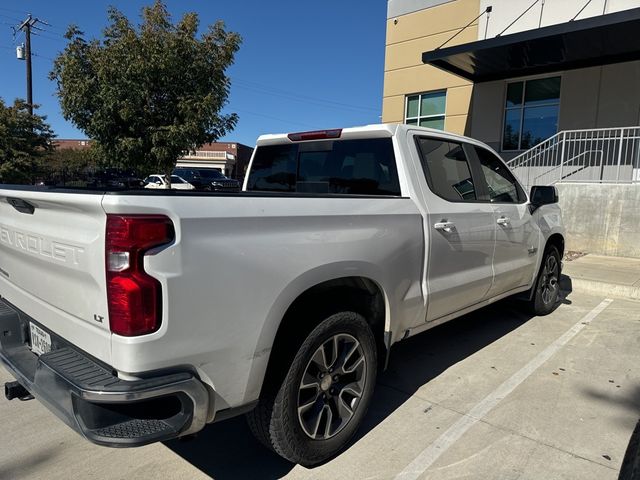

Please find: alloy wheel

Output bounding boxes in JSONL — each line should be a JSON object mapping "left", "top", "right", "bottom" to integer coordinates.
{"left": 297, "top": 333, "right": 367, "bottom": 440}
{"left": 540, "top": 254, "right": 560, "bottom": 305}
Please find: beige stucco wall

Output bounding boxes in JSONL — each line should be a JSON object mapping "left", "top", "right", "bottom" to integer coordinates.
{"left": 469, "top": 61, "right": 640, "bottom": 156}
{"left": 384, "top": 0, "right": 640, "bottom": 147}
{"left": 382, "top": 0, "right": 480, "bottom": 135}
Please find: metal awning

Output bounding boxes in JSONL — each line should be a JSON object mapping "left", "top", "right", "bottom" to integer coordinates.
{"left": 422, "top": 7, "right": 640, "bottom": 82}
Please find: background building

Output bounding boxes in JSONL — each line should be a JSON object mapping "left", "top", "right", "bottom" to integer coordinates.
{"left": 383, "top": 0, "right": 640, "bottom": 159}
{"left": 383, "top": 0, "right": 640, "bottom": 257}
{"left": 53, "top": 139, "right": 92, "bottom": 150}
{"left": 177, "top": 142, "right": 254, "bottom": 180}
{"left": 52, "top": 139, "right": 254, "bottom": 180}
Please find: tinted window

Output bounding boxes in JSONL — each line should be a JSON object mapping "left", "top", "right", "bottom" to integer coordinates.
{"left": 405, "top": 91, "right": 446, "bottom": 131}
{"left": 173, "top": 169, "right": 194, "bottom": 180}
{"left": 246, "top": 138, "right": 401, "bottom": 196}
{"left": 503, "top": 76, "right": 561, "bottom": 150}
{"left": 197, "top": 169, "right": 226, "bottom": 179}
{"left": 416, "top": 138, "right": 476, "bottom": 201}
{"left": 474, "top": 147, "right": 524, "bottom": 203}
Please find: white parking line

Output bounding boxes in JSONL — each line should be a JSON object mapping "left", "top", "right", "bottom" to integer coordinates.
{"left": 395, "top": 298, "right": 614, "bottom": 480}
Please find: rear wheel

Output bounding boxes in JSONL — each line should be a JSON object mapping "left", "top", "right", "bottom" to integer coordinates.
{"left": 246, "top": 311, "right": 377, "bottom": 466}
{"left": 529, "top": 245, "right": 561, "bottom": 315}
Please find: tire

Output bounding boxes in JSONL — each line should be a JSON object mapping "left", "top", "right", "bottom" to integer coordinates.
{"left": 619, "top": 419, "right": 640, "bottom": 480}
{"left": 529, "top": 245, "right": 561, "bottom": 316}
{"left": 246, "top": 311, "right": 377, "bottom": 466}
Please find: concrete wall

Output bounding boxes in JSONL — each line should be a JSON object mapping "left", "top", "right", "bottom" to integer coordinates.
{"left": 556, "top": 183, "right": 640, "bottom": 258}
{"left": 382, "top": 0, "right": 480, "bottom": 134}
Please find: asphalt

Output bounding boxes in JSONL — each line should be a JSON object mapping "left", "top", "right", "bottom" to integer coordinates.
{"left": 1, "top": 263, "right": 639, "bottom": 479}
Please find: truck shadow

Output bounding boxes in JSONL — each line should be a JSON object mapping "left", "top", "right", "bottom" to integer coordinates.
{"left": 165, "top": 415, "right": 294, "bottom": 479}
{"left": 165, "top": 282, "right": 573, "bottom": 478}
{"left": 353, "top": 296, "right": 540, "bottom": 445}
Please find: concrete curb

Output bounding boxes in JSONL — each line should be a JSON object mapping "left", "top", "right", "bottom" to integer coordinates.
{"left": 561, "top": 275, "right": 640, "bottom": 301}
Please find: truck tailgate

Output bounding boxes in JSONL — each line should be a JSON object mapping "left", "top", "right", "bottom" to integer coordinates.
{"left": 0, "top": 189, "right": 111, "bottom": 362}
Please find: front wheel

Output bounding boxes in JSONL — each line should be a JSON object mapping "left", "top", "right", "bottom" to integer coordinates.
{"left": 246, "top": 311, "right": 377, "bottom": 466}
{"left": 529, "top": 245, "right": 561, "bottom": 315}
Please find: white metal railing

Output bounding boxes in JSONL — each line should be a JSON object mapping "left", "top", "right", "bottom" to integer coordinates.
{"left": 506, "top": 126, "right": 640, "bottom": 189}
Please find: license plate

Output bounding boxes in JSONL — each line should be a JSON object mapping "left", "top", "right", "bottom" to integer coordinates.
{"left": 29, "top": 323, "right": 52, "bottom": 356}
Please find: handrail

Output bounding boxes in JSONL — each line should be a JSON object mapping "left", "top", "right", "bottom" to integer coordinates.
{"left": 505, "top": 126, "right": 640, "bottom": 186}
{"left": 531, "top": 149, "right": 603, "bottom": 183}
{"left": 506, "top": 131, "right": 563, "bottom": 167}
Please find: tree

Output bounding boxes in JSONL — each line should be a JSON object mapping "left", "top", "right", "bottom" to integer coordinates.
{"left": 0, "top": 98, "right": 55, "bottom": 184}
{"left": 35, "top": 145, "right": 102, "bottom": 185}
{"left": 50, "top": 1, "right": 241, "bottom": 181}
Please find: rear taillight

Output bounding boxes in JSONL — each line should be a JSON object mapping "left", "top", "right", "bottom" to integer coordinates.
{"left": 105, "top": 215, "right": 174, "bottom": 336}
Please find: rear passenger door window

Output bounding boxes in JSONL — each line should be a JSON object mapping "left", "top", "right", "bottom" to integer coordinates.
{"left": 415, "top": 137, "right": 477, "bottom": 201}
{"left": 473, "top": 147, "right": 525, "bottom": 203}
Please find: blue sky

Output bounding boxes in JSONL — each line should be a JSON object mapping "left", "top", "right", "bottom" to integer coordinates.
{"left": 0, "top": 1, "right": 388, "bottom": 147}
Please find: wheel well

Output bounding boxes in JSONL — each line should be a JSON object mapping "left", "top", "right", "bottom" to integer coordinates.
{"left": 260, "top": 277, "right": 386, "bottom": 396}
{"left": 546, "top": 233, "right": 565, "bottom": 258}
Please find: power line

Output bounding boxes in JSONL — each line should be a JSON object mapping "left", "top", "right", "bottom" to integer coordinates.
{"left": 32, "top": 31, "right": 66, "bottom": 43}
{"left": 0, "top": 13, "right": 21, "bottom": 22}
{"left": 232, "top": 82, "right": 379, "bottom": 115}
{"left": 32, "top": 51, "right": 54, "bottom": 61}
{"left": 233, "top": 109, "right": 317, "bottom": 129}
{"left": 0, "top": 6, "right": 29, "bottom": 16}
{"left": 233, "top": 77, "right": 379, "bottom": 113}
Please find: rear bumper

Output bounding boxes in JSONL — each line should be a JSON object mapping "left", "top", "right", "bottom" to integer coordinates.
{"left": 0, "top": 297, "right": 209, "bottom": 447}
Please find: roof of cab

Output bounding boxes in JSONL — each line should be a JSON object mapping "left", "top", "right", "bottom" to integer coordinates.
{"left": 255, "top": 123, "right": 488, "bottom": 149}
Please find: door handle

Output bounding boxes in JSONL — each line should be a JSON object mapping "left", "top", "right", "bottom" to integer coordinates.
{"left": 434, "top": 221, "right": 455, "bottom": 232}
{"left": 497, "top": 216, "right": 511, "bottom": 226}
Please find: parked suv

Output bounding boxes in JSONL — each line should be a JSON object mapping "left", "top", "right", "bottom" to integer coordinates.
{"left": 0, "top": 124, "right": 563, "bottom": 466}
{"left": 173, "top": 167, "right": 240, "bottom": 192}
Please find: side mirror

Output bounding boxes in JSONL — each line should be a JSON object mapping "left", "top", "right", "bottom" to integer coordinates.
{"left": 529, "top": 185, "right": 558, "bottom": 212}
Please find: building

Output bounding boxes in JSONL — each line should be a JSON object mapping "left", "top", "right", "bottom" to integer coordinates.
{"left": 383, "top": 0, "right": 640, "bottom": 166}
{"left": 53, "top": 139, "right": 92, "bottom": 150}
{"left": 52, "top": 139, "right": 254, "bottom": 180}
{"left": 383, "top": 0, "right": 640, "bottom": 257}
{"left": 177, "top": 142, "right": 254, "bottom": 180}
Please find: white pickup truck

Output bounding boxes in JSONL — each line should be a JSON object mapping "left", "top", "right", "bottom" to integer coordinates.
{"left": 0, "top": 124, "right": 563, "bottom": 466}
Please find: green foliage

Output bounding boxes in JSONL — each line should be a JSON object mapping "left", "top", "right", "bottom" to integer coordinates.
{"left": 35, "top": 145, "right": 103, "bottom": 185}
{"left": 0, "top": 98, "right": 55, "bottom": 184}
{"left": 50, "top": 1, "right": 241, "bottom": 177}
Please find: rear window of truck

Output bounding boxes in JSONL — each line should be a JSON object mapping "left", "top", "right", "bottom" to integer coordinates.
{"left": 246, "top": 138, "right": 401, "bottom": 196}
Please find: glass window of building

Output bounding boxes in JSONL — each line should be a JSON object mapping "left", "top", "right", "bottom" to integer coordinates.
{"left": 405, "top": 91, "right": 446, "bottom": 130}
{"left": 503, "top": 77, "right": 561, "bottom": 151}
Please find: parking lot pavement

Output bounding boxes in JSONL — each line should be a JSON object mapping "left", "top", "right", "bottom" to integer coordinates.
{"left": 1, "top": 289, "right": 639, "bottom": 480}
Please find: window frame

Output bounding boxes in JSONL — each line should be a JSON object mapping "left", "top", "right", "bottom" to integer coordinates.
{"left": 404, "top": 90, "right": 447, "bottom": 130}
{"left": 413, "top": 135, "right": 490, "bottom": 204}
{"left": 413, "top": 134, "right": 530, "bottom": 205}
{"left": 469, "top": 145, "right": 528, "bottom": 205}
{"left": 501, "top": 75, "right": 562, "bottom": 152}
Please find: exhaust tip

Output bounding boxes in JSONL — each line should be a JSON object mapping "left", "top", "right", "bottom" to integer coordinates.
{"left": 5, "top": 381, "right": 32, "bottom": 401}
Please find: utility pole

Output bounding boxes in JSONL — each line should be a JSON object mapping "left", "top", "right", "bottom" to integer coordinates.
{"left": 16, "top": 14, "right": 41, "bottom": 115}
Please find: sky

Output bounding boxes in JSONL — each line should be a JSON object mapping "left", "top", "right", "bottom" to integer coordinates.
{"left": 0, "top": 1, "right": 389, "bottom": 147}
